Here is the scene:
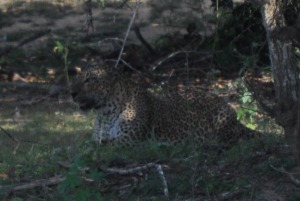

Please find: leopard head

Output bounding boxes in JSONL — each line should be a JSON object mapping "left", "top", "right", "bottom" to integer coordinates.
{"left": 70, "top": 65, "right": 118, "bottom": 110}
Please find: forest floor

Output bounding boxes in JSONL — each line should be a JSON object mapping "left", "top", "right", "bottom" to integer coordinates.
{"left": 0, "top": 1, "right": 299, "bottom": 201}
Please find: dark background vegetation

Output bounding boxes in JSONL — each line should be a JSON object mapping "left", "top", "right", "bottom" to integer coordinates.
{"left": 0, "top": 0, "right": 299, "bottom": 200}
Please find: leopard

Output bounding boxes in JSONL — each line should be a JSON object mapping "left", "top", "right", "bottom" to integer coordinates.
{"left": 70, "top": 65, "right": 256, "bottom": 146}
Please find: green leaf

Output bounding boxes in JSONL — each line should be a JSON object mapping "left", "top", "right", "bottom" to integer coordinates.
{"left": 241, "top": 92, "right": 252, "bottom": 104}
{"left": 53, "top": 41, "right": 65, "bottom": 53}
{"left": 237, "top": 108, "right": 245, "bottom": 120}
{"left": 246, "top": 122, "right": 257, "bottom": 130}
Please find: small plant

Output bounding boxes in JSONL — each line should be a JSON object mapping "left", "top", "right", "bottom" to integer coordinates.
{"left": 53, "top": 41, "right": 70, "bottom": 86}
{"left": 57, "top": 148, "right": 105, "bottom": 201}
{"left": 229, "top": 79, "right": 260, "bottom": 130}
{"left": 237, "top": 88, "right": 258, "bottom": 130}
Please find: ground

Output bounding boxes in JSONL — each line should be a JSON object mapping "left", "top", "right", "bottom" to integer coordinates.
{"left": 0, "top": 1, "right": 299, "bottom": 201}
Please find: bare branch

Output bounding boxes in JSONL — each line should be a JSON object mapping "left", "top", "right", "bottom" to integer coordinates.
{"left": 133, "top": 25, "right": 156, "bottom": 55}
{"left": 0, "top": 126, "right": 18, "bottom": 143}
{"left": 156, "top": 164, "right": 169, "bottom": 198}
{"left": 102, "top": 162, "right": 169, "bottom": 199}
{"left": 0, "top": 29, "right": 51, "bottom": 57}
{"left": 57, "top": 161, "right": 169, "bottom": 198}
{"left": 115, "top": 0, "right": 140, "bottom": 68}
{"left": 83, "top": 0, "right": 94, "bottom": 36}
{"left": 117, "top": 0, "right": 133, "bottom": 10}
{"left": 0, "top": 125, "right": 51, "bottom": 145}
{"left": 269, "top": 164, "right": 300, "bottom": 186}
{"left": 106, "top": 59, "right": 142, "bottom": 74}
{"left": 151, "top": 51, "right": 212, "bottom": 71}
{"left": 0, "top": 176, "right": 65, "bottom": 193}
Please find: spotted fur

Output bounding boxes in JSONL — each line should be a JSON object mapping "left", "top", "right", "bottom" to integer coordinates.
{"left": 71, "top": 65, "right": 254, "bottom": 145}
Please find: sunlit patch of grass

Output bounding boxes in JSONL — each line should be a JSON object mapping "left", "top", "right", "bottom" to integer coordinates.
{"left": 1, "top": 104, "right": 94, "bottom": 144}
{"left": 0, "top": 102, "right": 94, "bottom": 170}
{"left": 0, "top": 122, "right": 21, "bottom": 130}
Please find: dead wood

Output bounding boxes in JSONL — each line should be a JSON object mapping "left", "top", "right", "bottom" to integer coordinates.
{"left": 83, "top": 0, "right": 94, "bottom": 36}
{"left": 133, "top": 25, "right": 156, "bottom": 56}
{"left": 0, "top": 29, "right": 52, "bottom": 57}
{"left": 269, "top": 164, "right": 300, "bottom": 186}
{"left": 0, "top": 126, "right": 18, "bottom": 143}
{"left": 102, "top": 163, "right": 169, "bottom": 198}
{"left": 0, "top": 176, "right": 65, "bottom": 194}
{"left": 115, "top": 0, "right": 140, "bottom": 68}
{"left": 151, "top": 51, "right": 213, "bottom": 71}
{"left": 57, "top": 161, "right": 169, "bottom": 199}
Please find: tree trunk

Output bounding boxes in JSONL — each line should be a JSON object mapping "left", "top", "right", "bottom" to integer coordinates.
{"left": 260, "top": 0, "right": 300, "bottom": 162}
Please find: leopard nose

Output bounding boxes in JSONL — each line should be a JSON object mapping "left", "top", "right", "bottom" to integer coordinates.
{"left": 71, "top": 92, "right": 78, "bottom": 98}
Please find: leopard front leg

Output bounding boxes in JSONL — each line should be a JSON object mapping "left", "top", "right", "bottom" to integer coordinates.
{"left": 92, "top": 114, "right": 105, "bottom": 143}
{"left": 92, "top": 113, "right": 143, "bottom": 145}
{"left": 92, "top": 114, "right": 120, "bottom": 144}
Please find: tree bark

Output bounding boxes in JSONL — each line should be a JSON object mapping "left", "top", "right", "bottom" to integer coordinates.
{"left": 259, "top": 0, "right": 300, "bottom": 162}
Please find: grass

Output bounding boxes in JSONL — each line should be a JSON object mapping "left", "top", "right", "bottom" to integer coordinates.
{"left": 0, "top": 89, "right": 295, "bottom": 200}
{"left": 0, "top": 97, "right": 92, "bottom": 199}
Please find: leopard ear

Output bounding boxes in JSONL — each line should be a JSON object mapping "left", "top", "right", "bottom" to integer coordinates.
{"left": 102, "top": 60, "right": 122, "bottom": 73}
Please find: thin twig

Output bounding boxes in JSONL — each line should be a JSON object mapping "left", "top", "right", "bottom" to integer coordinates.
{"left": 83, "top": 0, "right": 94, "bottom": 36}
{"left": 104, "top": 163, "right": 150, "bottom": 174}
{"left": 133, "top": 25, "right": 156, "bottom": 55}
{"left": 0, "top": 126, "right": 18, "bottom": 143}
{"left": 0, "top": 29, "right": 51, "bottom": 57}
{"left": 269, "top": 164, "right": 300, "bottom": 186}
{"left": 0, "top": 175, "right": 94, "bottom": 194}
{"left": 0, "top": 176, "right": 65, "bottom": 193}
{"left": 0, "top": 126, "right": 51, "bottom": 145}
{"left": 151, "top": 51, "right": 212, "bottom": 70}
{"left": 115, "top": 0, "right": 140, "bottom": 68}
{"left": 107, "top": 59, "right": 141, "bottom": 74}
{"left": 117, "top": 0, "right": 133, "bottom": 10}
{"left": 97, "top": 37, "right": 124, "bottom": 46}
{"left": 156, "top": 164, "right": 169, "bottom": 198}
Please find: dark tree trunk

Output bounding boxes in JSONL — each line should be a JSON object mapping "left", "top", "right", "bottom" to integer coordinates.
{"left": 259, "top": 0, "right": 300, "bottom": 162}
